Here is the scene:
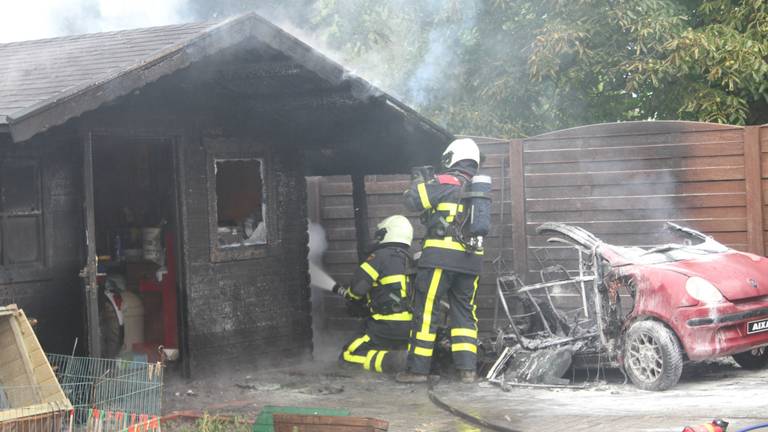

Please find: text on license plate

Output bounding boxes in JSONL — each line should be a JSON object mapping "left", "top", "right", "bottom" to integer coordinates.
{"left": 747, "top": 318, "right": 768, "bottom": 334}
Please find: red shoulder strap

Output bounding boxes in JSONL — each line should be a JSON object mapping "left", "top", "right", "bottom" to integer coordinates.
{"left": 437, "top": 174, "right": 461, "bottom": 185}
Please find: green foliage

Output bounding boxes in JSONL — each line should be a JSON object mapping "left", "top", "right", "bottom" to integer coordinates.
{"left": 310, "top": 0, "right": 768, "bottom": 136}
{"left": 164, "top": 414, "right": 251, "bottom": 432}
{"left": 191, "top": 0, "right": 768, "bottom": 136}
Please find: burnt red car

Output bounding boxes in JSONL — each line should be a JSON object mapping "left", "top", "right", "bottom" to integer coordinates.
{"left": 536, "top": 222, "right": 768, "bottom": 391}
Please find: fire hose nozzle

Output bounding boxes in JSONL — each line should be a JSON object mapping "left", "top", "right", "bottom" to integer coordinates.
{"left": 332, "top": 283, "right": 349, "bottom": 297}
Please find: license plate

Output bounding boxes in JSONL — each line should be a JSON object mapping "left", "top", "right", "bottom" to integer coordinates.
{"left": 747, "top": 318, "right": 768, "bottom": 335}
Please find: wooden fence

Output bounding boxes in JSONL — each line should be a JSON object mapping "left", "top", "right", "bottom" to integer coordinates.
{"left": 311, "top": 121, "right": 768, "bottom": 334}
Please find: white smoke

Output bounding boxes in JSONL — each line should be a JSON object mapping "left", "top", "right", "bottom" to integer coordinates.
{"left": 0, "top": 0, "right": 189, "bottom": 43}
{"left": 308, "top": 221, "right": 336, "bottom": 292}
{"left": 405, "top": 0, "right": 478, "bottom": 107}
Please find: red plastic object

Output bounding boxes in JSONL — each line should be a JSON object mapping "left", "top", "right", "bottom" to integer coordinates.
{"left": 682, "top": 419, "right": 728, "bottom": 432}
{"left": 139, "top": 232, "right": 178, "bottom": 349}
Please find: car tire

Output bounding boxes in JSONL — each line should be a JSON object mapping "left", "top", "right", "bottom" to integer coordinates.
{"left": 623, "top": 320, "right": 683, "bottom": 391}
{"left": 732, "top": 347, "right": 768, "bottom": 370}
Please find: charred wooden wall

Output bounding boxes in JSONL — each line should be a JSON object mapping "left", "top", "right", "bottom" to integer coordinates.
{"left": 0, "top": 131, "right": 84, "bottom": 354}
{"left": 314, "top": 138, "right": 514, "bottom": 334}
{"left": 180, "top": 134, "right": 311, "bottom": 373}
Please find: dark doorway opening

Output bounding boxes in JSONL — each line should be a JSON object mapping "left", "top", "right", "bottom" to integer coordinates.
{"left": 88, "top": 136, "right": 183, "bottom": 364}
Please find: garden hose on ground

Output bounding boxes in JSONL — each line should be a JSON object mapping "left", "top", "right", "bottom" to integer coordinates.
{"left": 738, "top": 423, "right": 768, "bottom": 432}
{"left": 427, "top": 380, "right": 521, "bottom": 432}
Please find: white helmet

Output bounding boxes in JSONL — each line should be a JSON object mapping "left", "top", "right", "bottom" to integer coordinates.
{"left": 374, "top": 215, "right": 413, "bottom": 246}
{"left": 442, "top": 138, "right": 480, "bottom": 168}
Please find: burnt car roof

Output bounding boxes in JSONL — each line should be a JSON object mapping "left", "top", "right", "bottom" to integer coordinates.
{"left": 537, "top": 222, "right": 730, "bottom": 266}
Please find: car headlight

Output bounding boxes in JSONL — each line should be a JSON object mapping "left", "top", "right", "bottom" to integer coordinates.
{"left": 685, "top": 276, "right": 724, "bottom": 304}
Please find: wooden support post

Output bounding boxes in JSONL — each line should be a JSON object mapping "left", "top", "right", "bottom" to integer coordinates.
{"left": 82, "top": 131, "right": 102, "bottom": 357}
{"left": 351, "top": 173, "right": 370, "bottom": 261}
{"left": 744, "top": 126, "right": 765, "bottom": 256}
{"left": 509, "top": 139, "right": 529, "bottom": 279}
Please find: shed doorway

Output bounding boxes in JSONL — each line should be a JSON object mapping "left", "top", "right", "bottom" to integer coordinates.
{"left": 83, "top": 135, "right": 183, "bottom": 364}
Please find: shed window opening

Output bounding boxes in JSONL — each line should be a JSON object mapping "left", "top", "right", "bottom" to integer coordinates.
{"left": 214, "top": 158, "right": 267, "bottom": 247}
{"left": 0, "top": 160, "right": 42, "bottom": 266}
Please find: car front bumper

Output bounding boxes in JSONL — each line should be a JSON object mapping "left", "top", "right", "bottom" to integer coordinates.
{"left": 675, "top": 300, "right": 768, "bottom": 360}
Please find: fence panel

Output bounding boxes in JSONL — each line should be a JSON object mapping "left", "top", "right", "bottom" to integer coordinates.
{"left": 522, "top": 121, "right": 749, "bottom": 280}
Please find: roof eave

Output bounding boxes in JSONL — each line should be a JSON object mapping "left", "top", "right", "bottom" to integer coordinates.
{"left": 6, "top": 12, "right": 452, "bottom": 145}
{"left": 6, "top": 14, "right": 253, "bottom": 143}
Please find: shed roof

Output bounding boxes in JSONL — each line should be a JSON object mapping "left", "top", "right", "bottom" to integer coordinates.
{"left": 0, "top": 13, "right": 451, "bottom": 146}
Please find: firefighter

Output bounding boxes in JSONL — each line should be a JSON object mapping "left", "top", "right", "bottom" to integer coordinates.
{"left": 333, "top": 215, "right": 414, "bottom": 374}
{"left": 396, "top": 138, "right": 485, "bottom": 384}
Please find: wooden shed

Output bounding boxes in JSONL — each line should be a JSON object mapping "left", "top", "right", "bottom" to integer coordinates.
{"left": 0, "top": 13, "right": 451, "bottom": 374}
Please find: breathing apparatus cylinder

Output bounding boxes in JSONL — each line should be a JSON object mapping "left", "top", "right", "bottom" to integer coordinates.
{"left": 468, "top": 175, "right": 492, "bottom": 250}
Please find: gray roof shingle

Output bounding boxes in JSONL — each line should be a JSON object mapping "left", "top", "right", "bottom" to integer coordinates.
{"left": 0, "top": 21, "right": 212, "bottom": 121}
{"left": 0, "top": 13, "right": 450, "bottom": 145}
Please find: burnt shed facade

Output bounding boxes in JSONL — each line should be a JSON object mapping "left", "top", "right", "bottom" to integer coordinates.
{"left": 0, "top": 14, "right": 450, "bottom": 374}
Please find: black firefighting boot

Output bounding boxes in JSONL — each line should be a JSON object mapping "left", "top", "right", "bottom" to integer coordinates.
{"left": 459, "top": 370, "right": 476, "bottom": 384}
{"left": 395, "top": 371, "right": 429, "bottom": 383}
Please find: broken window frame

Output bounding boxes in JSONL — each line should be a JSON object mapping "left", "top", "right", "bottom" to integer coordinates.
{"left": 0, "top": 158, "right": 45, "bottom": 270}
{"left": 206, "top": 142, "right": 274, "bottom": 263}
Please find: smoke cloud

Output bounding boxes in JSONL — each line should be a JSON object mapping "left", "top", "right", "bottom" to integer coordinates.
{"left": 404, "top": 1, "right": 478, "bottom": 107}
{"left": 0, "top": 0, "right": 189, "bottom": 43}
{"left": 0, "top": 0, "right": 474, "bottom": 119}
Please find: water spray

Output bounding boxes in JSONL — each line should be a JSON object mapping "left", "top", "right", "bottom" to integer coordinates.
{"left": 308, "top": 222, "right": 338, "bottom": 292}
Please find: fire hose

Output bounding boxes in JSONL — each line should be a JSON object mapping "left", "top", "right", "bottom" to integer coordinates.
{"left": 427, "top": 381, "right": 521, "bottom": 432}
{"left": 737, "top": 423, "right": 768, "bottom": 432}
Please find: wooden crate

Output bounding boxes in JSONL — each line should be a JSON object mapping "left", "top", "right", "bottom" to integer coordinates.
{"left": 272, "top": 413, "right": 389, "bottom": 432}
{"left": 0, "top": 305, "right": 72, "bottom": 426}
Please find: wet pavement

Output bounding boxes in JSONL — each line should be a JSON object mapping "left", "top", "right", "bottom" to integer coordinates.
{"left": 163, "top": 356, "right": 768, "bottom": 431}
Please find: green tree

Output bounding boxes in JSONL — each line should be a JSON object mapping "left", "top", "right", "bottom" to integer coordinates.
{"left": 190, "top": 0, "right": 768, "bottom": 137}
{"left": 524, "top": 0, "right": 768, "bottom": 126}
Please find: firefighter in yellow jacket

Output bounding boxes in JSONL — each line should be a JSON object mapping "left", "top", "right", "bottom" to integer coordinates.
{"left": 396, "top": 138, "right": 486, "bottom": 384}
{"left": 333, "top": 215, "right": 414, "bottom": 373}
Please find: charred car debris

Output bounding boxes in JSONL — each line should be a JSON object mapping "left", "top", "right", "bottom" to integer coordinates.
{"left": 482, "top": 222, "right": 768, "bottom": 391}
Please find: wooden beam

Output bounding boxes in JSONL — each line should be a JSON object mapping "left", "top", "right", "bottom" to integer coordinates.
{"left": 351, "top": 173, "right": 370, "bottom": 261}
{"left": 9, "top": 313, "right": 42, "bottom": 402}
{"left": 245, "top": 92, "right": 362, "bottom": 112}
{"left": 744, "top": 126, "right": 765, "bottom": 255}
{"left": 82, "top": 131, "right": 102, "bottom": 357}
{"left": 509, "top": 139, "right": 529, "bottom": 280}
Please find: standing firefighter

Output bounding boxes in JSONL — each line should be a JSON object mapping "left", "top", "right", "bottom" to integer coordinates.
{"left": 396, "top": 138, "right": 491, "bottom": 384}
{"left": 333, "top": 215, "right": 415, "bottom": 374}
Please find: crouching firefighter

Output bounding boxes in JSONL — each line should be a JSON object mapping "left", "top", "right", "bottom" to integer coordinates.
{"left": 333, "top": 215, "right": 415, "bottom": 374}
{"left": 396, "top": 138, "right": 492, "bottom": 384}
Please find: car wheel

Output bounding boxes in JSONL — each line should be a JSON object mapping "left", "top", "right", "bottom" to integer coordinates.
{"left": 732, "top": 347, "right": 768, "bottom": 370}
{"left": 623, "top": 320, "right": 683, "bottom": 391}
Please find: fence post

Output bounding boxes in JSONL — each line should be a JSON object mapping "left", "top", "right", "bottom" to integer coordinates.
{"left": 509, "top": 139, "right": 529, "bottom": 279}
{"left": 744, "top": 126, "right": 765, "bottom": 256}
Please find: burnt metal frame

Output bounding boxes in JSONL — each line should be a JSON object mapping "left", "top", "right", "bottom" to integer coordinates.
{"left": 488, "top": 240, "right": 607, "bottom": 384}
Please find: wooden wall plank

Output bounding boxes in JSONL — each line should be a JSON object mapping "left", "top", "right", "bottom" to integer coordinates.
{"left": 522, "top": 122, "right": 750, "bottom": 284}
{"left": 509, "top": 139, "right": 528, "bottom": 277}
{"left": 745, "top": 126, "right": 765, "bottom": 255}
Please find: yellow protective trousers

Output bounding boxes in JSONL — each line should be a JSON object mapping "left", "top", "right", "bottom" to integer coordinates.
{"left": 340, "top": 317, "right": 410, "bottom": 373}
{"left": 405, "top": 267, "right": 480, "bottom": 374}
